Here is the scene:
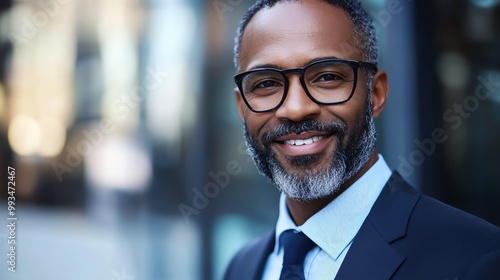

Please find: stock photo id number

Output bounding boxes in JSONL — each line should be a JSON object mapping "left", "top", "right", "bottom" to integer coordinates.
{"left": 6, "top": 166, "right": 17, "bottom": 273}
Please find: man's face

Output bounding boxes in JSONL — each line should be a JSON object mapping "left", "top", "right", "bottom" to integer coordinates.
{"left": 236, "top": 1, "right": 377, "bottom": 201}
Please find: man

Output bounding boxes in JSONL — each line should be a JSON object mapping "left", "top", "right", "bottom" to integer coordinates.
{"left": 224, "top": 0, "right": 500, "bottom": 279}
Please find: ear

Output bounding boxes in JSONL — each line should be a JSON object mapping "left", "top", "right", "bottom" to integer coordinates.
{"left": 235, "top": 87, "right": 245, "bottom": 122}
{"left": 370, "top": 70, "right": 389, "bottom": 119}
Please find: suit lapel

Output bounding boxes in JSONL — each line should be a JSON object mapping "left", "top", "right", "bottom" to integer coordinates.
{"left": 335, "top": 221, "right": 405, "bottom": 279}
{"left": 335, "top": 172, "right": 421, "bottom": 279}
{"left": 245, "top": 230, "right": 275, "bottom": 280}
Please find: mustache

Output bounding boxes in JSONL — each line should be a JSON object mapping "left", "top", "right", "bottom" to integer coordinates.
{"left": 262, "top": 119, "right": 347, "bottom": 145}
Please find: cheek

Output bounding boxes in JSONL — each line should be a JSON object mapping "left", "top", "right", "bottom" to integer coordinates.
{"left": 324, "top": 102, "right": 363, "bottom": 125}
{"left": 347, "top": 98, "right": 370, "bottom": 139}
{"left": 244, "top": 112, "right": 274, "bottom": 140}
{"left": 324, "top": 96, "right": 367, "bottom": 140}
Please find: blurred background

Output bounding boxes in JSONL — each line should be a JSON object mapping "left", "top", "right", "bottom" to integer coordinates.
{"left": 0, "top": 0, "right": 499, "bottom": 279}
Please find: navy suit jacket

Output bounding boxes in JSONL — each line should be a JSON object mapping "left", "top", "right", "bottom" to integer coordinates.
{"left": 224, "top": 172, "right": 500, "bottom": 280}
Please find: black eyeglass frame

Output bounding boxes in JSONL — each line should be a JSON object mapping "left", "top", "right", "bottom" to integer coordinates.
{"left": 234, "top": 58, "right": 378, "bottom": 113}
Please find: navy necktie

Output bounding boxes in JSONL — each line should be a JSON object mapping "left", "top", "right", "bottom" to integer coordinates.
{"left": 279, "top": 230, "right": 317, "bottom": 280}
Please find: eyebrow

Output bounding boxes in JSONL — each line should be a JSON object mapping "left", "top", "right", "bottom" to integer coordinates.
{"left": 246, "top": 56, "right": 342, "bottom": 71}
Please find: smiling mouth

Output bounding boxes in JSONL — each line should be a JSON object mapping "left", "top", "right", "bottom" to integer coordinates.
{"left": 272, "top": 132, "right": 334, "bottom": 157}
{"left": 283, "top": 136, "right": 326, "bottom": 146}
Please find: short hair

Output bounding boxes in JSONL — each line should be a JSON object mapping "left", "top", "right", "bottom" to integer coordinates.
{"left": 233, "top": 0, "right": 378, "bottom": 71}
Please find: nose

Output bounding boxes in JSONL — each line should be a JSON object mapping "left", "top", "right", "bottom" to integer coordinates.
{"left": 275, "top": 75, "right": 321, "bottom": 122}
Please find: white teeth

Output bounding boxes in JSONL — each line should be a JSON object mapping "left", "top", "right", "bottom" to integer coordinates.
{"left": 294, "top": 139, "right": 305, "bottom": 145}
{"left": 284, "top": 136, "right": 324, "bottom": 146}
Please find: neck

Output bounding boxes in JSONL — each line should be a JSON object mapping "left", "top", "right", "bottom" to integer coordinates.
{"left": 286, "top": 149, "right": 379, "bottom": 226}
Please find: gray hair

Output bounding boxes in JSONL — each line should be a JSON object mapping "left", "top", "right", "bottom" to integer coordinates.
{"left": 233, "top": 0, "right": 378, "bottom": 71}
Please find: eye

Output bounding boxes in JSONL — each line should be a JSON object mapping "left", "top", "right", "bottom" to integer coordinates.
{"left": 248, "top": 78, "right": 283, "bottom": 96}
{"left": 255, "top": 80, "right": 281, "bottom": 88}
{"left": 317, "top": 73, "right": 342, "bottom": 82}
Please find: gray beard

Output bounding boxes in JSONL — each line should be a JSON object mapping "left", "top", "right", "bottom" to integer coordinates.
{"left": 243, "top": 96, "right": 376, "bottom": 202}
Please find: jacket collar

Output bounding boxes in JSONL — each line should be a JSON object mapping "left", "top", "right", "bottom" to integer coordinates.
{"left": 335, "top": 172, "right": 421, "bottom": 279}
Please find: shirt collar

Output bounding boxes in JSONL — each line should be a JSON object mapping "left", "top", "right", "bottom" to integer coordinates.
{"left": 273, "top": 154, "right": 392, "bottom": 260}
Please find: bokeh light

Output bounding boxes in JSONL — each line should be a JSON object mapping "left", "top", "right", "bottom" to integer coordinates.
{"left": 8, "top": 113, "right": 42, "bottom": 156}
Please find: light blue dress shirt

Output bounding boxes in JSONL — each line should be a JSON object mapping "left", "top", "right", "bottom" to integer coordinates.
{"left": 262, "top": 155, "right": 392, "bottom": 280}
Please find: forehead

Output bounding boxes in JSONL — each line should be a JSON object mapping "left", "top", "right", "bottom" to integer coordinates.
{"left": 239, "top": 1, "right": 360, "bottom": 71}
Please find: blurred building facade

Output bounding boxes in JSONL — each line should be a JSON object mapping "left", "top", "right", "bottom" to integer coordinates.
{"left": 0, "top": 0, "right": 499, "bottom": 280}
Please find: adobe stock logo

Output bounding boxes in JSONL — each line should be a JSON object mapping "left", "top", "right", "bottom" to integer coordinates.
{"left": 212, "top": 0, "right": 243, "bottom": 21}
{"left": 178, "top": 160, "right": 242, "bottom": 224}
{"left": 178, "top": 141, "right": 252, "bottom": 224}
{"left": 8, "top": 0, "right": 71, "bottom": 48}
{"left": 51, "top": 65, "right": 168, "bottom": 182}
{"left": 369, "top": 0, "right": 406, "bottom": 34}
{"left": 398, "top": 73, "right": 500, "bottom": 177}
{"left": 110, "top": 268, "right": 135, "bottom": 280}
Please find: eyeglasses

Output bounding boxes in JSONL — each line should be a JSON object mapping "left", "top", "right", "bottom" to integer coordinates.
{"left": 234, "top": 58, "right": 378, "bottom": 113}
